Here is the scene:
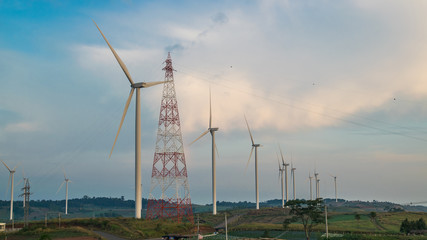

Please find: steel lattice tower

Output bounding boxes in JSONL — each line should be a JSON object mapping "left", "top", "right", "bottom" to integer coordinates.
{"left": 146, "top": 53, "right": 193, "bottom": 222}
{"left": 19, "top": 178, "right": 31, "bottom": 227}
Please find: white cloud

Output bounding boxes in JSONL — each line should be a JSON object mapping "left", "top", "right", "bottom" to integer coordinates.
{"left": 4, "top": 122, "right": 40, "bottom": 132}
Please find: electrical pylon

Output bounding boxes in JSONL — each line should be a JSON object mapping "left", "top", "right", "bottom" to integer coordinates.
{"left": 19, "top": 178, "right": 31, "bottom": 227}
{"left": 146, "top": 53, "right": 193, "bottom": 222}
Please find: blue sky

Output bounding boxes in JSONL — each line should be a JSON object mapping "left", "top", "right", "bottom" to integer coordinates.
{"left": 0, "top": 0, "right": 426, "bottom": 206}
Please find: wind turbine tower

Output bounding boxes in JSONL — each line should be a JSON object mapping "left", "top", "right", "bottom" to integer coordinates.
{"left": 244, "top": 116, "right": 262, "bottom": 210}
{"left": 57, "top": 172, "right": 71, "bottom": 215}
{"left": 279, "top": 146, "right": 289, "bottom": 204}
{"left": 2, "top": 161, "right": 17, "bottom": 221}
{"left": 308, "top": 172, "right": 313, "bottom": 200}
{"left": 190, "top": 88, "right": 219, "bottom": 215}
{"left": 147, "top": 53, "right": 193, "bottom": 222}
{"left": 331, "top": 175, "right": 337, "bottom": 202}
{"left": 291, "top": 163, "right": 296, "bottom": 200}
{"left": 314, "top": 171, "right": 319, "bottom": 199}
{"left": 93, "top": 21, "right": 166, "bottom": 219}
{"left": 276, "top": 153, "right": 284, "bottom": 208}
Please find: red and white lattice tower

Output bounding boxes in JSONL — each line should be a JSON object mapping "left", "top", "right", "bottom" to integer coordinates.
{"left": 146, "top": 53, "right": 193, "bottom": 222}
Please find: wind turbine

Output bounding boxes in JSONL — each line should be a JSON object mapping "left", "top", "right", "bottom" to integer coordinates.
{"left": 279, "top": 146, "right": 289, "bottom": 204}
{"left": 317, "top": 178, "right": 320, "bottom": 199}
{"left": 190, "top": 89, "right": 219, "bottom": 215}
{"left": 314, "top": 170, "right": 319, "bottom": 199}
{"left": 330, "top": 175, "right": 337, "bottom": 202}
{"left": 308, "top": 172, "right": 313, "bottom": 200}
{"left": 276, "top": 153, "right": 284, "bottom": 208}
{"left": 244, "top": 115, "right": 262, "bottom": 210}
{"left": 56, "top": 171, "right": 71, "bottom": 215}
{"left": 291, "top": 162, "right": 296, "bottom": 200}
{"left": 2, "top": 161, "right": 17, "bottom": 221}
{"left": 93, "top": 20, "right": 167, "bottom": 219}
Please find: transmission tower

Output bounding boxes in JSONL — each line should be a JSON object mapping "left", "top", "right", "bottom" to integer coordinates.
{"left": 146, "top": 53, "right": 193, "bottom": 222}
{"left": 19, "top": 178, "right": 31, "bottom": 227}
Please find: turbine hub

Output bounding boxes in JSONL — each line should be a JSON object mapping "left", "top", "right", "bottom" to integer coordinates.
{"left": 209, "top": 127, "right": 219, "bottom": 132}
{"left": 132, "top": 82, "right": 145, "bottom": 88}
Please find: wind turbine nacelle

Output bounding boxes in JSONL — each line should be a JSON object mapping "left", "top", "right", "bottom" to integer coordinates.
{"left": 132, "top": 82, "right": 146, "bottom": 88}
{"left": 210, "top": 127, "right": 219, "bottom": 131}
{"left": 253, "top": 144, "right": 261, "bottom": 147}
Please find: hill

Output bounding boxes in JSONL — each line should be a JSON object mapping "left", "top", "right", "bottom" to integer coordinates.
{"left": 0, "top": 196, "right": 426, "bottom": 223}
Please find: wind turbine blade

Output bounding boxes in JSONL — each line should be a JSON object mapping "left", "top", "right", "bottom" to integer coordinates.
{"left": 2, "top": 161, "right": 11, "bottom": 172}
{"left": 209, "top": 87, "right": 212, "bottom": 129}
{"left": 215, "top": 142, "right": 220, "bottom": 160}
{"left": 245, "top": 146, "right": 254, "bottom": 172}
{"left": 109, "top": 88, "right": 135, "bottom": 158}
{"left": 56, "top": 181, "right": 65, "bottom": 195}
{"left": 244, "top": 115, "right": 254, "bottom": 145}
{"left": 93, "top": 20, "right": 134, "bottom": 85}
{"left": 63, "top": 169, "right": 67, "bottom": 179}
{"left": 276, "top": 152, "right": 281, "bottom": 170}
{"left": 279, "top": 144, "right": 285, "bottom": 165}
{"left": 190, "top": 129, "right": 210, "bottom": 145}
{"left": 16, "top": 178, "right": 23, "bottom": 186}
{"left": 143, "top": 81, "right": 168, "bottom": 88}
{"left": 5, "top": 173, "right": 11, "bottom": 199}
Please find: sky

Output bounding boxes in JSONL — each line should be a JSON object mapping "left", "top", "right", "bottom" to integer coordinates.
{"left": 0, "top": 0, "right": 426, "bottom": 206}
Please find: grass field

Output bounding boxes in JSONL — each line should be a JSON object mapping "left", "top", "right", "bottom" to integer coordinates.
{"left": 0, "top": 226, "right": 98, "bottom": 240}
{"left": 1, "top": 206, "right": 427, "bottom": 239}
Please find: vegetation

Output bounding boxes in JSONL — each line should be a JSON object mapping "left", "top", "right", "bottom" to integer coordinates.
{"left": 2, "top": 198, "right": 427, "bottom": 239}
{"left": 0, "top": 226, "right": 99, "bottom": 240}
{"left": 400, "top": 217, "right": 426, "bottom": 235}
{"left": 284, "top": 199, "right": 325, "bottom": 240}
{"left": 369, "top": 211, "right": 377, "bottom": 222}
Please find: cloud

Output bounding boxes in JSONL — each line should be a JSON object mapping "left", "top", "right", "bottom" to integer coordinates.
{"left": 72, "top": 1, "right": 427, "bottom": 138}
{"left": 211, "top": 12, "right": 228, "bottom": 25}
{"left": 4, "top": 122, "right": 40, "bottom": 132}
{"left": 165, "top": 43, "right": 184, "bottom": 53}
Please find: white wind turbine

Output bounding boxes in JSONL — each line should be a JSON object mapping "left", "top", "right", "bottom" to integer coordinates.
{"left": 308, "top": 172, "right": 313, "bottom": 200}
{"left": 190, "top": 89, "right": 219, "bottom": 215}
{"left": 93, "top": 20, "right": 167, "bottom": 219}
{"left": 56, "top": 171, "right": 71, "bottom": 215}
{"left": 330, "top": 174, "right": 337, "bottom": 202}
{"left": 276, "top": 153, "right": 284, "bottom": 208}
{"left": 2, "top": 161, "right": 17, "bottom": 221}
{"left": 244, "top": 115, "right": 262, "bottom": 210}
{"left": 314, "top": 170, "right": 319, "bottom": 199}
{"left": 291, "top": 162, "right": 296, "bottom": 200}
{"left": 278, "top": 145, "right": 289, "bottom": 205}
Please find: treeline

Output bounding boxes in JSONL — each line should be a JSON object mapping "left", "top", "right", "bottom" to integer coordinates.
{"left": 400, "top": 218, "right": 426, "bottom": 235}
{"left": 0, "top": 196, "right": 147, "bottom": 209}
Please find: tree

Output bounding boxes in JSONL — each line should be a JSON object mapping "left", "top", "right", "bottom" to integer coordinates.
{"left": 400, "top": 218, "right": 427, "bottom": 235}
{"left": 369, "top": 212, "right": 377, "bottom": 222}
{"left": 284, "top": 199, "right": 325, "bottom": 240}
{"left": 400, "top": 218, "right": 411, "bottom": 235}
{"left": 355, "top": 213, "right": 361, "bottom": 222}
{"left": 416, "top": 218, "right": 426, "bottom": 230}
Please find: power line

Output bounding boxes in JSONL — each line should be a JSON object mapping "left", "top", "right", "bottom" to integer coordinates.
{"left": 174, "top": 64, "right": 427, "bottom": 142}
